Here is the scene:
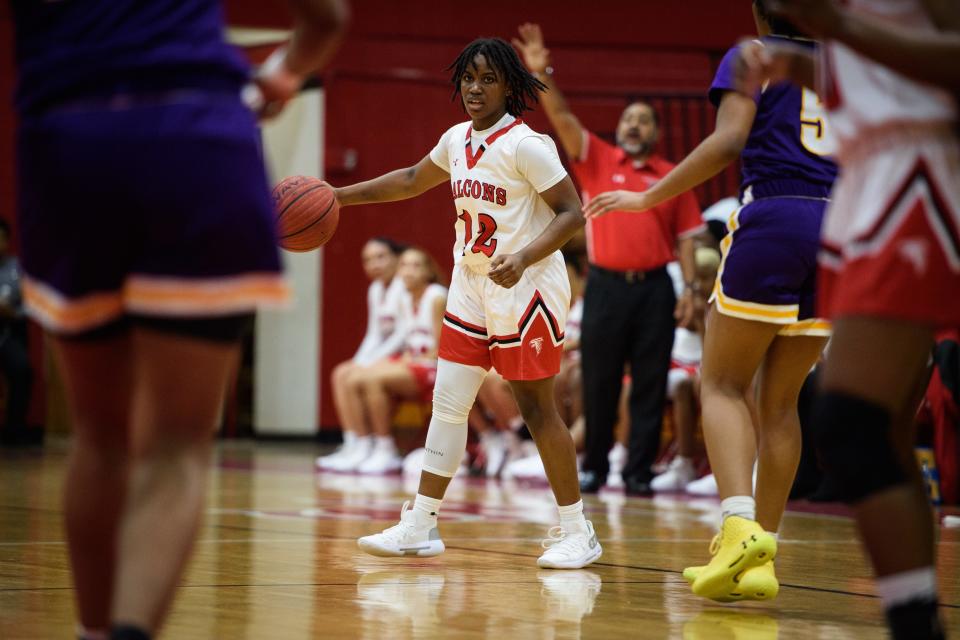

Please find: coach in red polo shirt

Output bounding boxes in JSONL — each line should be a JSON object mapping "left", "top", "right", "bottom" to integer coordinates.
{"left": 516, "top": 24, "right": 703, "bottom": 495}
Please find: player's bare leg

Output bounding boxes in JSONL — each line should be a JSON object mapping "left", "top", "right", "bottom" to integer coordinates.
{"left": 53, "top": 329, "right": 133, "bottom": 636}
{"left": 699, "top": 308, "right": 780, "bottom": 499}
{"left": 754, "top": 334, "right": 827, "bottom": 532}
{"left": 317, "top": 361, "right": 369, "bottom": 470}
{"left": 510, "top": 377, "right": 601, "bottom": 569}
{"left": 816, "top": 317, "right": 942, "bottom": 638}
{"left": 109, "top": 327, "right": 241, "bottom": 633}
{"left": 356, "top": 361, "right": 419, "bottom": 473}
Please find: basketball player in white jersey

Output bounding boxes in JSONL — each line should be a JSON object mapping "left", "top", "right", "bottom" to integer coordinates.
{"left": 330, "top": 37, "right": 600, "bottom": 569}
{"left": 741, "top": 1, "right": 959, "bottom": 637}
{"left": 344, "top": 247, "right": 447, "bottom": 474}
{"left": 319, "top": 237, "right": 407, "bottom": 472}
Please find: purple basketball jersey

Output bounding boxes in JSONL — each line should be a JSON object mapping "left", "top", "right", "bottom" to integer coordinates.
{"left": 710, "top": 36, "right": 838, "bottom": 194}
{"left": 12, "top": 0, "right": 250, "bottom": 114}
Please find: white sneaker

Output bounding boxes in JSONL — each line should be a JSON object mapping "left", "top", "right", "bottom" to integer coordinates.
{"left": 686, "top": 472, "right": 719, "bottom": 496}
{"left": 357, "top": 443, "right": 402, "bottom": 475}
{"left": 502, "top": 454, "right": 547, "bottom": 480}
{"left": 328, "top": 436, "right": 373, "bottom": 472}
{"left": 357, "top": 501, "right": 445, "bottom": 558}
{"left": 315, "top": 439, "right": 354, "bottom": 470}
{"left": 651, "top": 456, "right": 697, "bottom": 492}
{"left": 537, "top": 521, "right": 602, "bottom": 569}
{"left": 481, "top": 431, "right": 509, "bottom": 477}
{"left": 605, "top": 443, "right": 628, "bottom": 488}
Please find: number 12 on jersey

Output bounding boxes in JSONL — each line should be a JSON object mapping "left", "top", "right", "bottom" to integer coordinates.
{"left": 459, "top": 211, "right": 498, "bottom": 258}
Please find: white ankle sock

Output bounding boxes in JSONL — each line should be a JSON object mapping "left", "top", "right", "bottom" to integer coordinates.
{"left": 876, "top": 566, "right": 938, "bottom": 609}
{"left": 558, "top": 500, "right": 588, "bottom": 532}
{"left": 720, "top": 495, "right": 756, "bottom": 523}
{"left": 413, "top": 494, "right": 441, "bottom": 526}
{"left": 343, "top": 431, "right": 357, "bottom": 448}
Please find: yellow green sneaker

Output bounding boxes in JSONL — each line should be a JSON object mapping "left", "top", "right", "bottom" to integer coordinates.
{"left": 684, "top": 516, "right": 777, "bottom": 602}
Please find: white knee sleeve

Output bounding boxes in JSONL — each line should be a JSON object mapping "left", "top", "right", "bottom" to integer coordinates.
{"left": 422, "top": 359, "right": 488, "bottom": 477}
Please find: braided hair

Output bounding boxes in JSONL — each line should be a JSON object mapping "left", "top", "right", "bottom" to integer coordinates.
{"left": 446, "top": 37, "right": 546, "bottom": 116}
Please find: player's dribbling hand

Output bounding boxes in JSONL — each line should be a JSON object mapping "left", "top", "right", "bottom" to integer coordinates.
{"left": 583, "top": 190, "right": 646, "bottom": 218}
{"left": 488, "top": 253, "right": 527, "bottom": 289}
{"left": 512, "top": 23, "right": 550, "bottom": 74}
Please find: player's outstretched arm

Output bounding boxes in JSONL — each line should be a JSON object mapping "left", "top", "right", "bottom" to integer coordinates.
{"left": 769, "top": 0, "right": 960, "bottom": 89}
{"left": 584, "top": 92, "right": 755, "bottom": 219}
{"left": 488, "top": 176, "right": 584, "bottom": 289}
{"left": 334, "top": 154, "right": 449, "bottom": 207}
{"left": 512, "top": 23, "right": 586, "bottom": 160}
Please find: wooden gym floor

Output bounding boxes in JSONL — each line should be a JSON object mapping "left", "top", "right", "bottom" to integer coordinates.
{"left": 1, "top": 440, "right": 958, "bottom": 639}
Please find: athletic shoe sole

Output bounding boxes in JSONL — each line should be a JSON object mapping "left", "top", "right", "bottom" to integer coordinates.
{"left": 357, "top": 538, "right": 445, "bottom": 558}
{"left": 537, "top": 544, "right": 603, "bottom": 570}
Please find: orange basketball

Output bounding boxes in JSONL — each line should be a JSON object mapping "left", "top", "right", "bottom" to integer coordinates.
{"left": 272, "top": 175, "right": 340, "bottom": 252}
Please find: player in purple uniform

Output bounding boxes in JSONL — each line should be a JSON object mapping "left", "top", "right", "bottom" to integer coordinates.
{"left": 11, "top": 2, "right": 345, "bottom": 639}
{"left": 585, "top": 0, "right": 837, "bottom": 602}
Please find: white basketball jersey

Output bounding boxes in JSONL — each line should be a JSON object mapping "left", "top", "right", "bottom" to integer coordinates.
{"left": 430, "top": 113, "right": 568, "bottom": 274}
{"left": 401, "top": 283, "right": 447, "bottom": 359}
{"left": 820, "top": 0, "right": 957, "bottom": 152}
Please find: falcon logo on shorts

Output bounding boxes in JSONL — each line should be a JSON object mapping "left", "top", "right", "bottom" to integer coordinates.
{"left": 898, "top": 237, "right": 929, "bottom": 276}
{"left": 529, "top": 337, "right": 544, "bottom": 355}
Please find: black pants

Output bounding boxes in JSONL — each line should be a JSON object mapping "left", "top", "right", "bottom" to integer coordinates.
{"left": 0, "top": 327, "right": 32, "bottom": 431}
{"left": 581, "top": 266, "right": 675, "bottom": 482}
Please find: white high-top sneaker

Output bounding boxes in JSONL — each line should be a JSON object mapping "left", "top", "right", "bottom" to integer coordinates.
{"left": 357, "top": 501, "right": 445, "bottom": 558}
{"left": 686, "top": 472, "right": 719, "bottom": 496}
{"left": 537, "top": 521, "right": 602, "bottom": 569}
{"left": 651, "top": 456, "right": 697, "bottom": 492}
{"left": 328, "top": 435, "right": 373, "bottom": 472}
{"left": 315, "top": 433, "right": 356, "bottom": 470}
{"left": 357, "top": 438, "right": 402, "bottom": 474}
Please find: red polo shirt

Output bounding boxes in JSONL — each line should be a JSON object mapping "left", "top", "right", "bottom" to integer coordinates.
{"left": 572, "top": 131, "right": 703, "bottom": 272}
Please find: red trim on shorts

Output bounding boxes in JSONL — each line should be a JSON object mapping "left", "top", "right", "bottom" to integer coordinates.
{"left": 854, "top": 158, "right": 960, "bottom": 257}
{"left": 443, "top": 311, "right": 488, "bottom": 337}
{"left": 439, "top": 322, "right": 492, "bottom": 369}
{"left": 488, "top": 291, "right": 565, "bottom": 346}
{"left": 818, "top": 191, "right": 960, "bottom": 325}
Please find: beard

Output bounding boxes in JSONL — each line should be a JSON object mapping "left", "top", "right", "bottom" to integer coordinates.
{"left": 617, "top": 137, "right": 653, "bottom": 157}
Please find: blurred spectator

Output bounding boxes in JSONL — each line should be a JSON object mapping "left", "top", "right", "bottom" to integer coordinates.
{"left": 513, "top": 23, "right": 704, "bottom": 496}
{"left": 317, "top": 237, "right": 406, "bottom": 471}
{"left": 0, "top": 220, "right": 33, "bottom": 447}
{"left": 651, "top": 246, "right": 720, "bottom": 492}
{"left": 333, "top": 247, "right": 446, "bottom": 474}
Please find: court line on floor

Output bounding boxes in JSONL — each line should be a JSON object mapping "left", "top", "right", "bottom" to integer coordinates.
{"left": 442, "top": 544, "right": 960, "bottom": 609}
{"left": 0, "top": 579, "right": 666, "bottom": 593}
